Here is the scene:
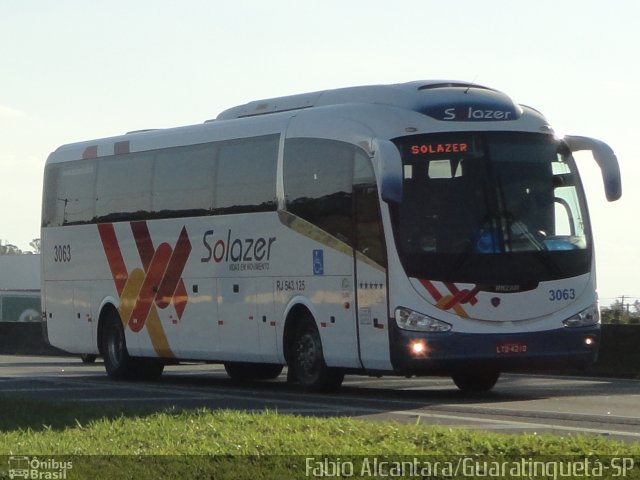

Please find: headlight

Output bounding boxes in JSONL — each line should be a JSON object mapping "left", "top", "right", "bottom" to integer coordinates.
{"left": 395, "top": 307, "right": 452, "bottom": 332}
{"left": 563, "top": 304, "right": 600, "bottom": 328}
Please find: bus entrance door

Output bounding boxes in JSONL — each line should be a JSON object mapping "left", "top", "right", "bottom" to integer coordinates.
{"left": 353, "top": 184, "right": 392, "bottom": 371}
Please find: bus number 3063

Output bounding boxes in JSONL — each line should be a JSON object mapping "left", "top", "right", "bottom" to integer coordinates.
{"left": 548, "top": 288, "right": 576, "bottom": 301}
{"left": 53, "top": 244, "right": 72, "bottom": 263}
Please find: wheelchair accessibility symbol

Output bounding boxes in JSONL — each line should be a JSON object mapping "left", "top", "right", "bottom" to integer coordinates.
{"left": 313, "top": 249, "right": 324, "bottom": 275}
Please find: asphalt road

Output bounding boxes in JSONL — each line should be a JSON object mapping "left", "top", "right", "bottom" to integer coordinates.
{"left": 1, "top": 355, "right": 638, "bottom": 442}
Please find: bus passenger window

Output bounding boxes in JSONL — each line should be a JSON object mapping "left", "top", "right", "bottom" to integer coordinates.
{"left": 355, "top": 184, "right": 387, "bottom": 267}
{"left": 152, "top": 143, "right": 215, "bottom": 217}
{"left": 214, "top": 135, "right": 278, "bottom": 215}
{"left": 354, "top": 151, "right": 386, "bottom": 267}
{"left": 42, "top": 161, "right": 97, "bottom": 226}
{"left": 284, "top": 138, "right": 355, "bottom": 244}
{"left": 96, "top": 153, "right": 153, "bottom": 222}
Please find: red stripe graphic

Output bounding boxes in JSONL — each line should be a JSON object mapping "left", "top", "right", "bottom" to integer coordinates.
{"left": 419, "top": 279, "right": 479, "bottom": 317}
{"left": 173, "top": 281, "right": 188, "bottom": 319}
{"left": 419, "top": 279, "right": 443, "bottom": 301}
{"left": 442, "top": 282, "right": 479, "bottom": 309}
{"left": 130, "top": 221, "right": 155, "bottom": 270}
{"left": 98, "top": 223, "right": 128, "bottom": 295}
{"left": 156, "top": 227, "right": 191, "bottom": 310}
{"left": 129, "top": 242, "right": 173, "bottom": 332}
{"left": 98, "top": 221, "right": 192, "bottom": 345}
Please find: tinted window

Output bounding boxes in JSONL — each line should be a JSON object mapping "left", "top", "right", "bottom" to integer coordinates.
{"left": 215, "top": 135, "right": 278, "bottom": 214}
{"left": 354, "top": 152, "right": 386, "bottom": 267}
{"left": 153, "top": 143, "right": 215, "bottom": 217}
{"left": 391, "top": 132, "right": 592, "bottom": 283}
{"left": 44, "top": 134, "right": 279, "bottom": 226}
{"left": 284, "top": 138, "right": 356, "bottom": 244}
{"left": 42, "top": 164, "right": 59, "bottom": 226}
{"left": 96, "top": 153, "right": 154, "bottom": 222}
{"left": 42, "top": 160, "right": 96, "bottom": 227}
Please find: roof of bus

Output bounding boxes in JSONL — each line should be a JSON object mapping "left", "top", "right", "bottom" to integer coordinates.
{"left": 46, "top": 80, "right": 551, "bottom": 164}
{"left": 215, "top": 80, "right": 498, "bottom": 120}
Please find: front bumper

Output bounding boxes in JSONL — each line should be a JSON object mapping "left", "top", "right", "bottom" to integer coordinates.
{"left": 390, "top": 324, "right": 599, "bottom": 375}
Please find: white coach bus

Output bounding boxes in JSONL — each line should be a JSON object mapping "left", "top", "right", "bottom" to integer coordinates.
{"left": 41, "top": 81, "right": 621, "bottom": 392}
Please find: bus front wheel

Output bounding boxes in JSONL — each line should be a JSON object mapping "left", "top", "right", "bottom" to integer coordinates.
{"left": 289, "top": 318, "right": 344, "bottom": 392}
{"left": 452, "top": 369, "right": 500, "bottom": 393}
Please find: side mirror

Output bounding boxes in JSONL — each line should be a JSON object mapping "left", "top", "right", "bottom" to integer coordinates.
{"left": 564, "top": 135, "right": 622, "bottom": 202}
{"left": 375, "top": 140, "right": 403, "bottom": 204}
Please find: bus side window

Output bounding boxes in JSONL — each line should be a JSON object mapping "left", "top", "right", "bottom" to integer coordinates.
{"left": 42, "top": 164, "right": 61, "bottom": 227}
{"left": 214, "top": 135, "right": 278, "bottom": 215}
{"left": 96, "top": 153, "right": 153, "bottom": 222}
{"left": 284, "top": 138, "right": 354, "bottom": 245}
{"left": 42, "top": 161, "right": 97, "bottom": 226}
{"left": 354, "top": 184, "right": 387, "bottom": 267}
{"left": 354, "top": 152, "right": 387, "bottom": 267}
{"left": 152, "top": 143, "right": 215, "bottom": 218}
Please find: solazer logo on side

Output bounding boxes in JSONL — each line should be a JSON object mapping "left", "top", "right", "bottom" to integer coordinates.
{"left": 200, "top": 228, "right": 276, "bottom": 271}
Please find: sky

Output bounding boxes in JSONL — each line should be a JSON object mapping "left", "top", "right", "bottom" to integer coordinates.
{"left": 1, "top": 0, "right": 638, "bottom": 305}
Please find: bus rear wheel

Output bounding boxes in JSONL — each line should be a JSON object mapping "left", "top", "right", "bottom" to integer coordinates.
{"left": 289, "top": 318, "right": 344, "bottom": 392}
{"left": 100, "top": 309, "right": 164, "bottom": 380}
{"left": 100, "top": 310, "right": 131, "bottom": 379}
{"left": 452, "top": 369, "right": 500, "bottom": 393}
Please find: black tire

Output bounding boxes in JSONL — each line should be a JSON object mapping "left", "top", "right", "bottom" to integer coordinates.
{"left": 289, "top": 317, "right": 344, "bottom": 392}
{"left": 80, "top": 354, "right": 98, "bottom": 364}
{"left": 100, "top": 309, "right": 164, "bottom": 380}
{"left": 224, "top": 362, "right": 283, "bottom": 380}
{"left": 452, "top": 369, "right": 500, "bottom": 393}
{"left": 100, "top": 310, "right": 132, "bottom": 379}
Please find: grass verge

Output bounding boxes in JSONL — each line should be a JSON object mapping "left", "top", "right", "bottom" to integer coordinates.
{"left": 0, "top": 398, "right": 638, "bottom": 479}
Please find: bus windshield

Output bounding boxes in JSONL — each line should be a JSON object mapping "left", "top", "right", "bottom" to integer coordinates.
{"left": 391, "top": 132, "right": 592, "bottom": 284}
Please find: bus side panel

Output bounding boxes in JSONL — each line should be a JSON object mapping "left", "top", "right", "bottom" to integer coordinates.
{"left": 43, "top": 281, "right": 94, "bottom": 354}
{"left": 42, "top": 227, "right": 97, "bottom": 354}
{"left": 172, "top": 277, "right": 219, "bottom": 359}
{"left": 255, "top": 277, "right": 279, "bottom": 362}
{"left": 271, "top": 236, "right": 360, "bottom": 369}
{"left": 216, "top": 277, "right": 262, "bottom": 362}
{"left": 309, "top": 275, "right": 358, "bottom": 369}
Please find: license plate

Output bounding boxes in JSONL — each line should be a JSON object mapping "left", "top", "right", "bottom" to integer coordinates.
{"left": 496, "top": 341, "right": 528, "bottom": 354}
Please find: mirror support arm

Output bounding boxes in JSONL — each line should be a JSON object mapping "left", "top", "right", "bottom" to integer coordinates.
{"left": 564, "top": 135, "right": 621, "bottom": 202}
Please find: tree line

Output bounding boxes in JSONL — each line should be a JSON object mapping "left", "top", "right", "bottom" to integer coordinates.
{"left": 0, "top": 238, "right": 40, "bottom": 255}
{"left": 601, "top": 299, "right": 640, "bottom": 324}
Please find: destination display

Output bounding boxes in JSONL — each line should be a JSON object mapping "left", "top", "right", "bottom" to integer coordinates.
{"left": 402, "top": 134, "right": 478, "bottom": 158}
{"left": 410, "top": 142, "right": 470, "bottom": 155}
